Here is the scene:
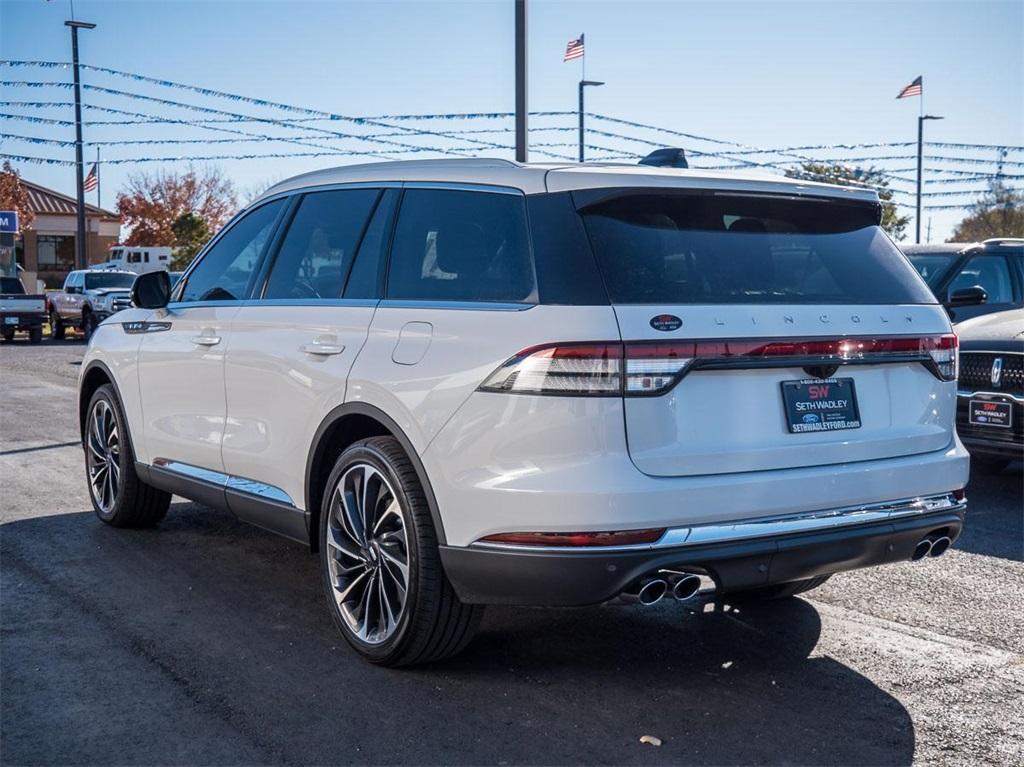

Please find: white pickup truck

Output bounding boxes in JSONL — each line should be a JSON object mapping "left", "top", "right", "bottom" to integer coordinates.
{"left": 0, "top": 276, "right": 46, "bottom": 343}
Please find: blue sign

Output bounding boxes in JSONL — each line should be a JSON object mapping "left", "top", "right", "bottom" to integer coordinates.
{"left": 0, "top": 211, "right": 18, "bottom": 234}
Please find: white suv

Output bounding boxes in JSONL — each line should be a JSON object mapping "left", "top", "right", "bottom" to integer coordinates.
{"left": 79, "top": 159, "right": 969, "bottom": 666}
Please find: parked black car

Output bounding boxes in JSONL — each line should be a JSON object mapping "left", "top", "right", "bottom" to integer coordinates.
{"left": 903, "top": 239, "right": 1023, "bottom": 323}
{"left": 955, "top": 308, "right": 1023, "bottom": 473}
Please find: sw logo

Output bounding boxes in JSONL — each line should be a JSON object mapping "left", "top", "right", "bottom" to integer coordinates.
{"left": 649, "top": 314, "right": 682, "bottom": 332}
{"left": 808, "top": 384, "right": 831, "bottom": 399}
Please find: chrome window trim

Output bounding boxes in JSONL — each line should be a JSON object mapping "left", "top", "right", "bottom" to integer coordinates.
{"left": 471, "top": 493, "right": 966, "bottom": 553}
{"left": 378, "top": 299, "right": 534, "bottom": 312}
{"left": 152, "top": 459, "right": 296, "bottom": 506}
{"left": 957, "top": 389, "right": 1024, "bottom": 403}
{"left": 401, "top": 181, "right": 523, "bottom": 196}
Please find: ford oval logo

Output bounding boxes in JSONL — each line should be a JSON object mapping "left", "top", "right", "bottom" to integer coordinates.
{"left": 649, "top": 314, "right": 682, "bottom": 332}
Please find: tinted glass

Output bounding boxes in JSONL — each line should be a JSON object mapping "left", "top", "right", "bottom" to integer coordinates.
{"left": 907, "top": 254, "right": 957, "bottom": 289}
{"left": 387, "top": 189, "right": 534, "bottom": 302}
{"left": 180, "top": 200, "right": 283, "bottom": 302}
{"left": 84, "top": 272, "right": 135, "bottom": 290}
{"left": 264, "top": 189, "right": 378, "bottom": 300}
{"left": 578, "top": 192, "right": 935, "bottom": 305}
{"left": 949, "top": 255, "right": 1014, "bottom": 303}
{"left": 0, "top": 277, "right": 22, "bottom": 293}
{"left": 345, "top": 189, "right": 397, "bottom": 299}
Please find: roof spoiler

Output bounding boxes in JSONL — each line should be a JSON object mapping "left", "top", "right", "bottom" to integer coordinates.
{"left": 638, "top": 148, "right": 689, "bottom": 169}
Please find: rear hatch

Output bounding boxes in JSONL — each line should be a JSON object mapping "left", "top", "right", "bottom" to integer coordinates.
{"left": 574, "top": 187, "right": 957, "bottom": 477}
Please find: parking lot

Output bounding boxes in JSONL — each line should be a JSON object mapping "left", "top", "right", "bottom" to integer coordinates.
{"left": 1, "top": 338, "right": 1021, "bottom": 766}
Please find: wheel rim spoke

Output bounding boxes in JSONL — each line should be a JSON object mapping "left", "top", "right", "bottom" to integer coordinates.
{"left": 87, "top": 400, "right": 120, "bottom": 514}
{"left": 326, "top": 461, "right": 410, "bottom": 645}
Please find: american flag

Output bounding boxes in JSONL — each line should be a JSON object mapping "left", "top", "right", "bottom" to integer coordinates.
{"left": 564, "top": 34, "right": 584, "bottom": 62}
{"left": 896, "top": 76, "right": 923, "bottom": 99}
{"left": 83, "top": 163, "right": 98, "bottom": 192}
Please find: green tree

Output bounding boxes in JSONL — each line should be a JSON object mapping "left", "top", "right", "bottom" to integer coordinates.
{"left": 170, "top": 212, "right": 211, "bottom": 270}
{"left": 950, "top": 179, "right": 1024, "bottom": 241}
{"left": 786, "top": 163, "right": 910, "bottom": 241}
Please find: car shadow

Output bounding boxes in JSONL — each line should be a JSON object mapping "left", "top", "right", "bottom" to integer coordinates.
{"left": 1, "top": 503, "right": 915, "bottom": 766}
{"left": 957, "top": 460, "right": 1023, "bottom": 561}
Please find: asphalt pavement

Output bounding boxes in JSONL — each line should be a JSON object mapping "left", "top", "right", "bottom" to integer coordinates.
{"left": 1, "top": 337, "right": 1022, "bottom": 766}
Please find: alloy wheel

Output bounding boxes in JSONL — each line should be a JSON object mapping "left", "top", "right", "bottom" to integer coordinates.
{"left": 325, "top": 463, "right": 411, "bottom": 644}
{"left": 87, "top": 399, "right": 120, "bottom": 513}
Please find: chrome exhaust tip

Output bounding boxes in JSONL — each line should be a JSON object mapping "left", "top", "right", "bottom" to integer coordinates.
{"left": 637, "top": 579, "right": 668, "bottom": 605}
{"left": 912, "top": 539, "right": 933, "bottom": 561}
{"left": 671, "top": 574, "right": 702, "bottom": 601}
{"left": 928, "top": 536, "right": 952, "bottom": 558}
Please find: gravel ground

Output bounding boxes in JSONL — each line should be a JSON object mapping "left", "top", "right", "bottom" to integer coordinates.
{"left": 1, "top": 338, "right": 1022, "bottom": 766}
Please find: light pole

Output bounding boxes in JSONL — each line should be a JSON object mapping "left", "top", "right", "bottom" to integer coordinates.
{"left": 66, "top": 18, "right": 96, "bottom": 270}
{"left": 916, "top": 114, "right": 943, "bottom": 244}
{"left": 578, "top": 80, "right": 604, "bottom": 162}
{"left": 514, "top": 0, "right": 528, "bottom": 163}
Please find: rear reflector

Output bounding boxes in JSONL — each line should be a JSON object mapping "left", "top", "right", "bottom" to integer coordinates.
{"left": 478, "top": 334, "right": 959, "bottom": 396}
{"left": 479, "top": 528, "right": 666, "bottom": 547}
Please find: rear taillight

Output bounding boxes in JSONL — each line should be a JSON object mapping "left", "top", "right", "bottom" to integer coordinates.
{"left": 479, "top": 334, "right": 959, "bottom": 396}
{"left": 478, "top": 343, "right": 622, "bottom": 395}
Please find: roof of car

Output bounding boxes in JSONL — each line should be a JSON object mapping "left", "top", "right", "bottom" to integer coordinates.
{"left": 258, "top": 158, "right": 881, "bottom": 205}
{"left": 900, "top": 243, "right": 974, "bottom": 256}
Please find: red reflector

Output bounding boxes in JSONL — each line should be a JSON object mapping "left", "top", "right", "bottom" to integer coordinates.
{"left": 479, "top": 528, "right": 666, "bottom": 547}
{"left": 953, "top": 488, "right": 966, "bottom": 501}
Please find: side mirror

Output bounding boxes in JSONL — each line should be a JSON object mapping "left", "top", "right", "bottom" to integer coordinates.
{"left": 948, "top": 286, "right": 988, "bottom": 308}
{"left": 131, "top": 270, "right": 171, "bottom": 309}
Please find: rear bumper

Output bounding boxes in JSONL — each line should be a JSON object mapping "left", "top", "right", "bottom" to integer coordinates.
{"left": 0, "top": 311, "right": 45, "bottom": 329}
{"left": 440, "top": 495, "right": 966, "bottom": 605}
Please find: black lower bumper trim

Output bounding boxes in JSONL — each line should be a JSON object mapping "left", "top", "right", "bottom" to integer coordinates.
{"left": 440, "top": 510, "right": 965, "bottom": 606}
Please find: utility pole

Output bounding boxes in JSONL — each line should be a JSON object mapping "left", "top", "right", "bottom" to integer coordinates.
{"left": 916, "top": 113, "right": 943, "bottom": 244}
{"left": 578, "top": 80, "right": 604, "bottom": 162}
{"left": 514, "top": 0, "right": 528, "bottom": 163}
{"left": 66, "top": 18, "right": 96, "bottom": 270}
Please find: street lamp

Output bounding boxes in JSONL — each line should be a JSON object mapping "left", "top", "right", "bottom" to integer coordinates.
{"left": 916, "top": 114, "right": 943, "bottom": 244}
{"left": 578, "top": 80, "right": 604, "bottom": 163}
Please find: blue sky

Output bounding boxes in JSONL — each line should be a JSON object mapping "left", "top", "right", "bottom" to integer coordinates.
{"left": 2, "top": 0, "right": 1022, "bottom": 240}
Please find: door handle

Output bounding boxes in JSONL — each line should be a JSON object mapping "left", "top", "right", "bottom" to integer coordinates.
{"left": 300, "top": 340, "right": 345, "bottom": 356}
{"left": 191, "top": 334, "right": 221, "bottom": 346}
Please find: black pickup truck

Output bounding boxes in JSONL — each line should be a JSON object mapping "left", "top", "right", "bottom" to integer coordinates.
{"left": 0, "top": 276, "right": 46, "bottom": 343}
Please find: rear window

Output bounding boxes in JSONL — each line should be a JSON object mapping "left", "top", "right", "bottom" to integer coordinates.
{"left": 1, "top": 277, "right": 23, "bottom": 293}
{"left": 577, "top": 191, "right": 935, "bottom": 305}
{"left": 387, "top": 189, "right": 534, "bottom": 303}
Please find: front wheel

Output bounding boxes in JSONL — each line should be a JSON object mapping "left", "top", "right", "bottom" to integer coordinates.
{"left": 319, "top": 437, "right": 483, "bottom": 666}
{"left": 81, "top": 312, "right": 98, "bottom": 341}
{"left": 50, "top": 310, "right": 66, "bottom": 340}
{"left": 85, "top": 384, "right": 171, "bottom": 527}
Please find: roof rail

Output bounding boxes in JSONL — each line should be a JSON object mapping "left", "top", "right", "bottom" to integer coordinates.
{"left": 981, "top": 237, "right": 1024, "bottom": 246}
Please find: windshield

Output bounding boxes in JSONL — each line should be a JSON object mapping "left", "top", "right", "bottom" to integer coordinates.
{"left": 577, "top": 191, "right": 936, "bottom": 305}
{"left": 84, "top": 272, "right": 135, "bottom": 290}
{"left": 907, "top": 254, "right": 958, "bottom": 289}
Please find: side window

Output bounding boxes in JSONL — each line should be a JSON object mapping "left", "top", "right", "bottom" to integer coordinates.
{"left": 263, "top": 189, "right": 378, "bottom": 300}
{"left": 386, "top": 189, "right": 534, "bottom": 302}
{"left": 179, "top": 199, "right": 284, "bottom": 303}
{"left": 344, "top": 188, "right": 398, "bottom": 299}
{"left": 949, "top": 255, "right": 1014, "bottom": 304}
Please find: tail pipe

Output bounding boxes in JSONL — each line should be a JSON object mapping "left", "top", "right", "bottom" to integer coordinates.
{"left": 912, "top": 532, "right": 954, "bottom": 561}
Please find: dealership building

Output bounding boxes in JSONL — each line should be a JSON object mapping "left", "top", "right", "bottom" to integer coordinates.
{"left": 15, "top": 179, "right": 121, "bottom": 288}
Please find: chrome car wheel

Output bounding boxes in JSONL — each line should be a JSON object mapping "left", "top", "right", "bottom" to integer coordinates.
{"left": 87, "top": 399, "right": 120, "bottom": 513}
{"left": 326, "top": 463, "right": 411, "bottom": 644}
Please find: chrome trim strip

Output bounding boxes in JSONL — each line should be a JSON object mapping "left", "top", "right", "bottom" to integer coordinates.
{"left": 378, "top": 299, "right": 534, "bottom": 312}
{"left": 152, "top": 459, "right": 295, "bottom": 506}
{"left": 401, "top": 181, "right": 523, "bottom": 195}
{"left": 958, "top": 389, "right": 1024, "bottom": 403}
{"left": 471, "top": 493, "right": 966, "bottom": 553}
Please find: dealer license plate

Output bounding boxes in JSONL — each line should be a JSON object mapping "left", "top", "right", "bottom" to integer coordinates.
{"left": 969, "top": 399, "right": 1012, "bottom": 428}
{"left": 781, "top": 378, "right": 861, "bottom": 434}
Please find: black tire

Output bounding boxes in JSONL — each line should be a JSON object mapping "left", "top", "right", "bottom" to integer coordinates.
{"left": 81, "top": 311, "right": 97, "bottom": 342}
{"left": 50, "top": 310, "right": 66, "bottom": 340}
{"left": 1, "top": 327, "right": 13, "bottom": 342}
{"left": 319, "top": 436, "right": 483, "bottom": 666}
{"left": 28, "top": 326, "right": 42, "bottom": 344}
{"left": 973, "top": 456, "right": 1010, "bottom": 475}
{"left": 85, "top": 384, "right": 171, "bottom": 528}
{"left": 725, "top": 574, "right": 832, "bottom": 603}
